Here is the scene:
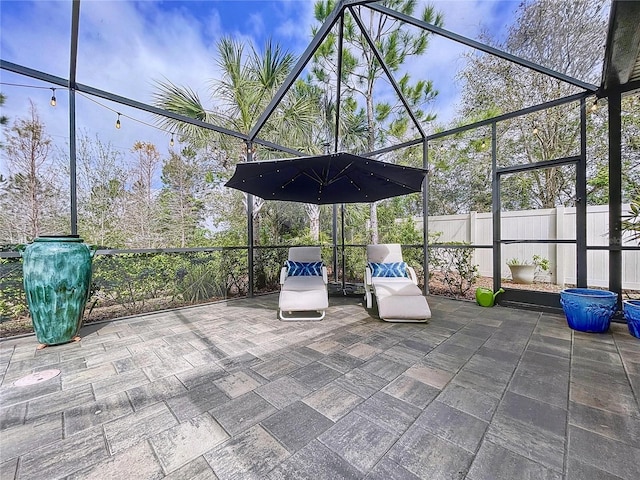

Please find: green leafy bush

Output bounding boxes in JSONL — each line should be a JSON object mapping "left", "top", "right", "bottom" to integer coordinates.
{"left": 622, "top": 194, "right": 640, "bottom": 243}
{"left": 0, "top": 258, "right": 27, "bottom": 321}
{"left": 178, "top": 263, "right": 227, "bottom": 302}
{"left": 430, "top": 241, "right": 479, "bottom": 297}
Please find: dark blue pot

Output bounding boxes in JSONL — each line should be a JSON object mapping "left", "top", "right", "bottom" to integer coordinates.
{"left": 22, "top": 236, "right": 93, "bottom": 345}
{"left": 623, "top": 300, "right": 640, "bottom": 339}
{"left": 560, "top": 288, "right": 618, "bottom": 333}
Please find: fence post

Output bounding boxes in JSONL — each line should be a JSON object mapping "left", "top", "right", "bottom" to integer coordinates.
{"left": 556, "top": 206, "right": 565, "bottom": 288}
{"left": 469, "top": 211, "right": 477, "bottom": 266}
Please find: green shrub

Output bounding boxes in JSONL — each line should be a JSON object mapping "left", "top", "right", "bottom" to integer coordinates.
{"left": 431, "top": 242, "right": 479, "bottom": 297}
{"left": 178, "top": 263, "right": 227, "bottom": 302}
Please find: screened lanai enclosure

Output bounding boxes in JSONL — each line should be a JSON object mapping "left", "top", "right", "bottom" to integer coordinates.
{"left": 1, "top": 0, "right": 639, "bottom": 333}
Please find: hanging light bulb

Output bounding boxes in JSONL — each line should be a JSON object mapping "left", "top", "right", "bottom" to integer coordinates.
{"left": 590, "top": 100, "right": 598, "bottom": 112}
{"left": 532, "top": 125, "right": 539, "bottom": 135}
{"left": 115, "top": 113, "right": 121, "bottom": 129}
{"left": 170, "top": 134, "right": 174, "bottom": 147}
{"left": 49, "top": 88, "right": 56, "bottom": 107}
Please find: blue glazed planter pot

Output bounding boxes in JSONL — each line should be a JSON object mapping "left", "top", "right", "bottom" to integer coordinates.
{"left": 560, "top": 288, "right": 618, "bottom": 333}
{"left": 22, "top": 236, "right": 93, "bottom": 346}
{"left": 623, "top": 300, "right": 640, "bottom": 339}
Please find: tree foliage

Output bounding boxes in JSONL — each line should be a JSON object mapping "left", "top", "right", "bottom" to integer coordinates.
{"left": 0, "top": 101, "right": 65, "bottom": 242}
{"left": 453, "top": 0, "right": 611, "bottom": 212}
{"left": 312, "top": 0, "right": 442, "bottom": 242}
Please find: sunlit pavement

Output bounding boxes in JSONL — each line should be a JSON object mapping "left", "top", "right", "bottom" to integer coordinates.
{"left": 1, "top": 295, "right": 639, "bottom": 479}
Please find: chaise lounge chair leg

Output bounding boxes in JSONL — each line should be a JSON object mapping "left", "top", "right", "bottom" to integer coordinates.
{"left": 278, "top": 310, "right": 326, "bottom": 321}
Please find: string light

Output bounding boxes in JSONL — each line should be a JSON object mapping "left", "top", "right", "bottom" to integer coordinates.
{"left": 532, "top": 125, "right": 539, "bottom": 135}
{"left": 590, "top": 99, "right": 598, "bottom": 112}
{"left": 0, "top": 83, "right": 214, "bottom": 150}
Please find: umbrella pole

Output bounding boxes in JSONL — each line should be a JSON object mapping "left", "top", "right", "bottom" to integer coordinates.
{"left": 332, "top": 204, "right": 338, "bottom": 283}
{"left": 341, "top": 203, "right": 346, "bottom": 294}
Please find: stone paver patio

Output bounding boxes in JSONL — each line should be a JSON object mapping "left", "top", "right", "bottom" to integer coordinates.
{"left": 1, "top": 294, "right": 639, "bottom": 479}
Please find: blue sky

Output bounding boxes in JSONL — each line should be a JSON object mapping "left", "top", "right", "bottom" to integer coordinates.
{"left": 1, "top": 0, "right": 520, "bottom": 160}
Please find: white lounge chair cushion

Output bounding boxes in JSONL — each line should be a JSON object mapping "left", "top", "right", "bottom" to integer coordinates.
{"left": 371, "top": 277, "right": 422, "bottom": 298}
{"left": 281, "top": 276, "right": 327, "bottom": 292}
{"left": 279, "top": 276, "right": 328, "bottom": 311}
{"left": 377, "top": 294, "right": 431, "bottom": 321}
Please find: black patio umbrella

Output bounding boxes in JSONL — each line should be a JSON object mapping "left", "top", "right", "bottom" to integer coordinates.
{"left": 225, "top": 152, "right": 427, "bottom": 293}
{"left": 224, "top": 152, "right": 427, "bottom": 205}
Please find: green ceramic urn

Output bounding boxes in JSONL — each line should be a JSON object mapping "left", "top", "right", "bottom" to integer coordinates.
{"left": 22, "top": 236, "right": 93, "bottom": 346}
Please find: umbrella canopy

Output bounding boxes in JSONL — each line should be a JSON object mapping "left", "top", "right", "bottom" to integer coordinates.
{"left": 225, "top": 152, "right": 426, "bottom": 204}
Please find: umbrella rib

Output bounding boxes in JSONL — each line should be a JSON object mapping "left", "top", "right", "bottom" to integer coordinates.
{"left": 325, "top": 162, "right": 354, "bottom": 186}
{"left": 280, "top": 169, "right": 315, "bottom": 189}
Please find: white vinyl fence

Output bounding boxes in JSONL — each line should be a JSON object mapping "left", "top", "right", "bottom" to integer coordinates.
{"left": 413, "top": 205, "right": 639, "bottom": 290}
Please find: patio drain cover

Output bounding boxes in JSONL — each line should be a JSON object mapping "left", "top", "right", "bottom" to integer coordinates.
{"left": 14, "top": 369, "right": 61, "bottom": 387}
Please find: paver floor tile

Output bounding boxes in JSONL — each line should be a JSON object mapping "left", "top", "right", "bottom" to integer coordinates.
{"left": 354, "top": 391, "right": 421, "bottom": 435}
{"left": 486, "top": 414, "right": 564, "bottom": 473}
{"left": 466, "top": 439, "right": 561, "bottom": 480}
{"left": 162, "top": 456, "right": 218, "bottom": 480}
{"left": 262, "top": 400, "right": 333, "bottom": 452}
{"left": 19, "top": 426, "right": 108, "bottom": 479}
{"left": 404, "top": 363, "right": 453, "bottom": 389}
{"left": 334, "top": 368, "right": 389, "bottom": 398}
{"left": 496, "top": 391, "right": 567, "bottom": 436}
{"left": 215, "top": 370, "right": 262, "bottom": 398}
{"left": 364, "top": 457, "right": 421, "bottom": 480}
{"left": 68, "top": 440, "right": 163, "bottom": 480}
{"left": 289, "top": 361, "right": 342, "bottom": 391}
{"left": 568, "top": 425, "right": 640, "bottom": 480}
{"left": 250, "top": 357, "right": 300, "bottom": 380}
{"left": 210, "top": 391, "right": 277, "bottom": 436}
{"left": 386, "top": 424, "right": 474, "bottom": 480}
{"left": 569, "top": 401, "right": 640, "bottom": 446}
{"left": 205, "top": 424, "right": 290, "bottom": 480}
{"left": 150, "top": 413, "right": 229, "bottom": 474}
{"left": 415, "top": 400, "right": 488, "bottom": 453}
{"left": 104, "top": 403, "right": 179, "bottom": 454}
{"left": 303, "top": 383, "right": 363, "bottom": 421}
{"left": 64, "top": 391, "right": 133, "bottom": 436}
{"left": 0, "top": 412, "right": 63, "bottom": 460}
{"left": 255, "top": 376, "right": 310, "bottom": 409}
{"left": 319, "top": 412, "right": 398, "bottom": 473}
{"left": 266, "top": 439, "right": 361, "bottom": 480}
{"left": 565, "top": 457, "right": 626, "bottom": 480}
{"left": 127, "top": 375, "right": 188, "bottom": 410}
{"left": 437, "top": 382, "right": 499, "bottom": 422}
{"left": 165, "top": 380, "right": 229, "bottom": 422}
{"left": 382, "top": 373, "right": 440, "bottom": 409}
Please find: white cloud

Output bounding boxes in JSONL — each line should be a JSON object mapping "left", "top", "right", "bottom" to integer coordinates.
{"left": 1, "top": 0, "right": 520, "bottom": 161}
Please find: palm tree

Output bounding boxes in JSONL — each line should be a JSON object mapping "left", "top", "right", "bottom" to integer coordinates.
{"left": 153, "top": 37, "right": 321, "bottom": 244}
{"left": 153, "top": 36, "right": 318, "bottom": 152}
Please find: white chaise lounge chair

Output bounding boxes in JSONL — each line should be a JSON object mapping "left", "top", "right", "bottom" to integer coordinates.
{"left": 278, "top": 247, "right": 328, "bottom": 321}
{"left": 365, "top": 244, "right": 431, "bottom": 323}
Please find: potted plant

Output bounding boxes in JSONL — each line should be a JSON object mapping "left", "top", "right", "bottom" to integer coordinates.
{"left": 506, "top": 255, "right": 549, "bottom": 284}
{"left": 560, "top": 288, "right": 618, "bottom": 333}
{"left": 621, "top": 193, "right": 640, "bottom": 338}
{"left": 623, "top": 300, "right": 640, "bottom": 338}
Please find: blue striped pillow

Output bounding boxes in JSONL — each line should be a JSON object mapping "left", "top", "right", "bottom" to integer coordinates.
{"left": 286, "top": 260, "right": 323, "bottom": 276}
{"left": 368, "top": 262, "right": 408, "bottom": 278}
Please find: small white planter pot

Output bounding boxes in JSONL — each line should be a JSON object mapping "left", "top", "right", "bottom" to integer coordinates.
{"left": 508, "top": 264, "right": 536, "bottom": 284}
